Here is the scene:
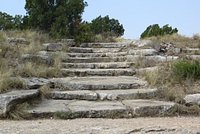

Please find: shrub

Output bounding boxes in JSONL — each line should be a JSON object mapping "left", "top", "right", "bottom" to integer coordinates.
{"left": 172, "top": 60, "right": 200, "bottom": 80}
{"left": 141, "top": 24, "right": 178, "bottom": 39}
{"left": 91, "top": 15, "right": 124, "bottom": 37}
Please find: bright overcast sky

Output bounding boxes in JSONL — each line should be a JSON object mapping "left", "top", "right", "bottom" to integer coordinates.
{"left": 0, "top": 0, "right": 200, "bottom": 39}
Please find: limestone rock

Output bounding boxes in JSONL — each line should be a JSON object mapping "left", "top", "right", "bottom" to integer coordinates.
{"left": 7, "top": 38, "right": 30, "bottom": 45}
{"left": 22, "top": 54, "right": 53, "bottom": 65}
{"left": 43, "top": 43, "right": 63, "bottom": 52}
{"left": 61, "top": 39, "right": 75, "bottom": 47}
{"left": 22, "top": 77, "right": 50, "bottom": 89}
{"left": 0, "top": 90, "right": 39, "bottom": 117}
{"left": 184, "top": 94, "right": 200, "bottom": 105}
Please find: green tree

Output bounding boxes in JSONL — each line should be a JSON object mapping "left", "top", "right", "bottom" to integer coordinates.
{"left": 25, "top": 0, "right": 87, "bottom": 38}
{"left": 141, "top": 24, "right": 178, "bottom": 39}
{"left": 0, "top": 12, "right": 15, "bottom": 30}
{"left": 90, "top": 15, "right": 124, "bottom": 37}
{"left": 0, "top": 12, "right": 23, "bottom": 30}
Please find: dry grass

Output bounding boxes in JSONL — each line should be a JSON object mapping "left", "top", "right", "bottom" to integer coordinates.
{"left": 148, "top": 34, "right": 200, "bottom": 48}
{"left": 141, "top": 61, "right": 200, "bottom": 103}
{"left": 0, "top": 30, "right": 61, "bottom": 93}
{"left": 39, "top": 85, "right": 52, "bottom": 99}
{"left": 6, "top": 102, "right": 31, "bottom": 120}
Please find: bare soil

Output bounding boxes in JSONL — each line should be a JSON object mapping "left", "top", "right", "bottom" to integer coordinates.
{"left": 0, "top": 117, "right": 200, "bottom": 134}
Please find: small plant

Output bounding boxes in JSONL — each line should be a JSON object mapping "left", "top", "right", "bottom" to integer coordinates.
{"left": 39, "top": 85, "right": 52, "bottom": 99}
{"left": 6, "top": 102, "right": 31, "bottom": 120}
{"left": 172, "top": 59, "right": 200, "bottom": 80}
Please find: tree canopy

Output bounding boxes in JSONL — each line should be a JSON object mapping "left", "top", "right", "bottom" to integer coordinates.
{"left": 90, "top": 15, "right": 124, "bottom": 37}
{"left": 141, "top": 24, "right": 178, "bottom": 39}
{"left": 25, "top": 0, "right": 87, "bottom": 38}
{"left": 0, "top": 12, "right": 23, "bottom": 30}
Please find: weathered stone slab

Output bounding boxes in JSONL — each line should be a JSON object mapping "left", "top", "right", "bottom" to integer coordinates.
{"left": 184, "top": 94, "right": 200, "bottom": 105}
{"left": 62, "top": 56, "right": 128, "bottom": 63}
{"left": 123, "top": 99, "right": 175, "bottom": 117}
{"left": 62, "top": 62, "right": 134, "bottom": 69}
{"left": 61, "top": 68, "right": 136, "bottom": 77}
{"left": 49, "top": 88, "right": 157, "bottom": 101}
{"left": 22, "top": 77, "right": 50, "bottom": 89}
{"left": 29, "top": 100, "right": 71, "bottom": 117}
{"left": 29, "top": 100, "right": 129, "bottom": 118}
{"left": 51, "top": 76, "right": 147, "bottom": 90}
{"left": 50, "top": 90, "right": 98, "bottom": 101}
{"left": 0, "top": 90, "right": 39, "bottom": 117}
{"left": 128, "top": 49, "right": 158, "bottom": 56}
{"left": 7, "top": 38, "right": 30, "bottom": 45}
{"left": 66, "top": 52, "right": 128, "bottom": 57}
{"left": 28, "top": 99, "right": 175, "bottom": 119}
{"left": 96, "top": 88, "right": 157, "bottom": 100}
{"left": 69, "top": 47, "right": 122, "bottom": 53}
{"left": 43, "top": 43, "right": 63, "bottom": 52}
{"left": 22, "top": 54, "right": 53, "bottom": 65}
{"left": 80, "top": 43, "right": 128, "bottom": 48}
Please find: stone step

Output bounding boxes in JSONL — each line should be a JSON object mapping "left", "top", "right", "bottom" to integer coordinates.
{"left": 66, "top": 52, "right": 128, "bottom": 57}
{"left": 69, "top": 47, "right": 123, "bottom": 53}
{"left": 28, "top": 99, "right": 175, "bottom": 118}
{"left": 62, "top": 62, "right": 135, "bottom": 69}
{"left": 49, "top": 88, "right": 158, "bottom": 101}
{"left": 61, "top": 68, "right": 136, "bottom": 77}
{"left": 0, "top": 90, "right": 39, "bottom": 117}
{"left": 62, "top": 56, "right": 128, "bottom": 63}
{"left": 51, "top": 76, "right": 147, "bottom": 90}
{"left": 80, "top": 43, "right": 128, "bottom": 48}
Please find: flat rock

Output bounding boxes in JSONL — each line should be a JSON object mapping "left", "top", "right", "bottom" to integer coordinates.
{"left": 96, "top": 88, "right": 157, "bottom": 101}
{"left": 128, "top": 49, "right": 158, "bottom": 56}
{"left": 50, "top": 90, "right": 98, "bottom": 101}
{"left": 21, "top": 54, "right": 53, "bottom": 65}
{"left": 28, "top": 99, "right": 175, "bottom": 118}
{"left": 62, "top": 62, "right": 135, "bottom": 69}
{"left": 0, "top": 90, "right": 39, "bottom": 117}
{"left": 29, "top": 100, "right": 129, "bottom": 118}
{"left": 184, "top": 94, "right": 200, "bottom": 105}
{"left": 66, "top": 52, "right": 128, "bottom": 57}
{"left": 43, "top": 43, "right": 63, "bottom": 52}
{"left": 123, "top": 99, "right": 175, "bottom": 117}
{"left": 62, "top": 56, "right": 128, "bottom": 63}
{"left": 49, "top": 88, "right": 157, "bottom": 101}
{"left": 80, "top": 43, "right": 128, "bottom": 48}
{"left": 69, "top": 47, "right": 123, "bottom": 53}
{"left": 22, "top": 77, "right": 50, "bottom": 89}
{"left": 51, "top": 76, "right": 147, "bottom": 90}
{"left": 7, "top": 38, "right": 30, "bottom": 45}
{"left": 61, "top": 68, "right": 136, "bottom": 76}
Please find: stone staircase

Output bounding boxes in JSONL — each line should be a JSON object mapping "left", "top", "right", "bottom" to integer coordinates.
{"left": 0, "top": 42, "right": 176, "bottom": 119}
{"left": 27, "top": 42, "right": 175, "bottom": 119}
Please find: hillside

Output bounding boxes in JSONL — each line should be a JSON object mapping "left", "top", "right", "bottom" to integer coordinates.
{"left": 0, "top": 31, "right": 200, "bottom": 120}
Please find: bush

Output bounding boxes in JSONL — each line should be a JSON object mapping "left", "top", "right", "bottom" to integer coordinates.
{"left": 141, "top": 24, "right": 178, "bottom": 39}
{"left": 172, "top": 60, "right": 200, "bottom": 80}
{"left": 90, "top": 15, "right": 124, "bottom": 37}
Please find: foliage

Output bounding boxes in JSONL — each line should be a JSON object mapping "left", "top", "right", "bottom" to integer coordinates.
{"left": 0, "top": 12, "right": 23, "bottom": 30}
{"left": 172, "top": 59, "right": 200, "bottom": 80}
{"left": 25, "top": 0, "right": 87, "bottom": 38}
{"left": 75, "top": 22, "right": 94, "bottom": 43}
{"left": 90, "top": 15, "right": 124, "bottom": 37}
{"left": 141, "top": 24, "right": 178, "bottom": 39}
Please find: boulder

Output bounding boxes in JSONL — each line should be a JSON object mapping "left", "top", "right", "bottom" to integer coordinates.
{"left": 0, "top": 90, "right": 39, "bottom": 117}
{"left": 61, "top": 39, "right": 75, "bottom": 47}
{"left": 21, "top": 54, "right": 53, "bottom": 65}
{"left": 22, "top": 77, "right": 50, "bottom": 89}
{"left": 7, "top": 38, "right": 30, "bottom": 45}
{"left": 184, "top": 94, "right": 200, "bottom": 105}
{"left": 43, "top": 43, "right": 63, "bottom": 52}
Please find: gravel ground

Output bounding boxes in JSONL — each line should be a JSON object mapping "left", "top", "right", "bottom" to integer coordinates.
{"left": 0, "top": 117, "right": 200, "bottom": 134}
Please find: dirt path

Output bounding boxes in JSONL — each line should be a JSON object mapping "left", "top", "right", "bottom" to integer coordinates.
{"left": 0, "top": 117, "right": 200, "bottom": 134}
